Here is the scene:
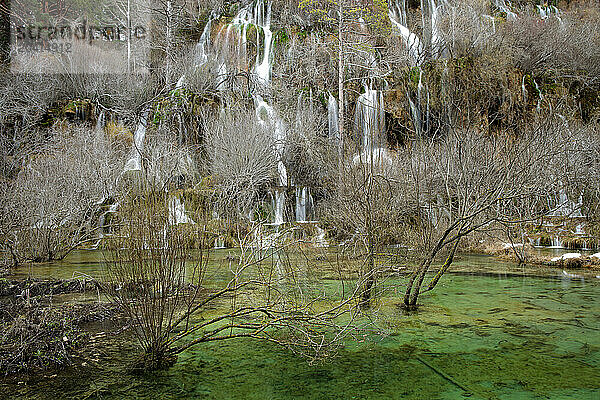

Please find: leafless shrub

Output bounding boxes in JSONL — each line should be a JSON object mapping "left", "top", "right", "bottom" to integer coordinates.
{"left": 203, "top": 106, "right": 278, "bottom": 220}
{"left": 104, "top": 187, "right": 208, "bottom": 369}
{"left": 139, "top": 129, "right": 200, "bottom": 190}
{"left": 104, "top": 186, "right": 366, "bottom": 370}
{"left": 281, "top": 95, "right": 330, "bottom": 188}
{"left": 274, "top": 33, "right": 338, "bottom": 94}
{"left": 439, "top": 0, "right": 497, "bottom": 59}
{"left": 1, "top": 124, "right": 125, "bottom": 264}
{"left": 502, "top": 7, "right": 600, "bottom": 82}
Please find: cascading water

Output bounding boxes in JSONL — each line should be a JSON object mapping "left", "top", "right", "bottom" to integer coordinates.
{"left": 533, "top": 79, "right": 543, "bottom": 112}
{"left": 295, "top": 186, "right": 313, "bottom": 222}
{"left": 552, "top": 189, "right": 584, "bottom": 218}
{"left": 95, "top": 110, "right": 106, "bottom": 134}
{"left": 537, "top": 4, "right": 560, "bottom": 22}
{"left": 272, "top": 190, "right": 285, "bottom": 225}
{"left": 354, "top": 87, "right": 385, "bottom": 153}
{"left": 213, "top": 0, "right": 274, "bottom": 86}
{"left": 214, "top": 236, "right": 226, "bottom": 249}
{"left": 123, "top": 111, "right": 148, "bottom": 172}
{"left": 168, "top": 196, "right": 195, "bottom": 225}
{"left": 255, "top": 95, "right": 288, "bottom": 225}
{"left": 550, "top": 236, "right": 564, "bottom": 249}
{"left": 255, "top": 96, "right": 287, "bottom": 187}
{"left": 388, "top": 1, "right": 423, "bottom": 65}
{"left": 176, "top": 14, "right": 215, "bottom": 89}
{"left": 176, "top": 0, "right": 286, "bottom": 225}
{"left": 195, "top": 16, "right": 213, "bottom": 67}
{"left": 94, "top": 201, "right": 118, "bottom": 248}
{"left": 328, "top": 93, "right": 340, "bottom": 142}
{"left": 492, "top": 0, "right": 517, "bottom": 21}
{"left": 314, "top": 226, "right": 328, "bottom": 247}
{"left": 388, "top": 0, "right": 446, "bottom": 137}
{"left": 352, "top": 86, "right": 394, "bottom": 168}
{"left": 254, "top": 3, "right": 273, "bottom": 84}
{"left": 420, "top": 0, "right": 445, "bottom": 58}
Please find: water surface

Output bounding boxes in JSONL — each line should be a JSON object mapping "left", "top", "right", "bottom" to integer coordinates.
{"left": 3, "top": 253, "right": 599, "bottom": 399}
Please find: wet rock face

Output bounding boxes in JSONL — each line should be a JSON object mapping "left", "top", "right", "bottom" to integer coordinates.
{"left": 64, "top": 99, "right": 92, "bottom": 122}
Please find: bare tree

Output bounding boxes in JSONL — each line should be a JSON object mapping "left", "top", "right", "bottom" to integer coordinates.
{"left": 399, "top": 120, "right": 574, "bottom": 308}
{"left": 323, "top": 151, "right": 412, "bottom": 306}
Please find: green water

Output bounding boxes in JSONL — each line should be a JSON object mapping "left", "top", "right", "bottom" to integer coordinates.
{"left": 3, "top": 252, "right": 600, "bottom": 399}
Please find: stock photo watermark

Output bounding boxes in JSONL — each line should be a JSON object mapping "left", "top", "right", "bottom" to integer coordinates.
{"left": 10, "top": 0, "right": 150, "bottom": 74}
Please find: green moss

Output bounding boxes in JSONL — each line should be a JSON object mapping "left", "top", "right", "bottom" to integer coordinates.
{"left": 273, "top": 29, "right": 289, "bottom": 49}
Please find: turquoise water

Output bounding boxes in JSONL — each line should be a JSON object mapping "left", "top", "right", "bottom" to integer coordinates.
{"left": 3, "top": 252, "right": 600, "bottom": 399}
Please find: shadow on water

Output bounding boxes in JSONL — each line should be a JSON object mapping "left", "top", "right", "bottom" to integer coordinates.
{"left": 2, "top": 251, "right": 600, "bottom": 399}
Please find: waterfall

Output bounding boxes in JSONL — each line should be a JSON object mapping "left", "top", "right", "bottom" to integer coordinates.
{"left": 354, "top": 87, "right": 385, "bottom": 152}
{"left": 352, "top": 86, "right": 393, "bottom": 167}
{"left": 408, "top": 96, "right": 421, "bottom": 137}
{"left": 314, "top": 225, "right": 328, "bottom": 247}
{"left": 492, "top": 0, "right": 517, "bottom": 21}
{"left": 212, "top": 0, "right": 273, "bottom": 85}
{"left": 95, "top": 110, "right": 106, "bottom": 134}
{"left": 255, "top": 95, "right": 288, "bottom": 225}
{"left": 168, "top": 196, "right": 195, "bottom": 225}
{"left": 552, "top": 189, "right": 584, "bottom": 217}
{"left": 533, "top": 79, "right": 543, "bottom": 112}
{"left": 550, "top": 236, "right": 564, "bottom": 249}
{"left": 177, "top": 0, "right": 285, "bottom": 224}
{"left": 175, "top": 0, "right": 273, "bottom": 91}
{"left": 176, "top": 14, "right": 215, "bottom": 89}
{"left": 389, "top": 1, "right": 423, "bottom": 65}
{"left": 328, "top": 93, "right": 340, "bottom": 142}
{"left": 483, "top": 14, "right": 496, "bottom": 33}
{"left": 255, "top": 96, "right": 287, "bottom": 187}
{"left": 389, "top": 0, "right": 447, "bottom": 137}
{"left": 214, "top": 236, "right": 226, "bottom": 249}
{"left": 273, "top": 190, "right": 285, "bottom": 225}
{"left": 537, "top": 5, "right": 560, "bottom": 22}
{"left": 295, "top": 187, "right": 313, "bottom": 222}
{"left": 195, "top": 17, "right": 213, "bottom": 67}
{"left": 254, "top": 1, "right": 273, "bottom": 84}
{"left": 93, "top": 201, "right": 118, "bottom": 248}
{"left": 426, "top": 0, "right": 444, "bottom": 58}
{"left": 123, "top": 111, "right": 148, "bottom": 172}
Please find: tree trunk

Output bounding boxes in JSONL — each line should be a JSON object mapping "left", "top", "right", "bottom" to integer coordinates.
{"left": 361, "top": 232, "right": 376, "bottom": 307}
{"left": 403, "top": 259, "right": 426, "bottom": 307}
{"left": 337, "top": 3, "right": 344, "bottom": 158}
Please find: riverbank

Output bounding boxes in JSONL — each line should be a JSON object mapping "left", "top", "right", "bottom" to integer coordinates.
{"left": 0, "top": 276, "right": 122, "bottom": 377}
